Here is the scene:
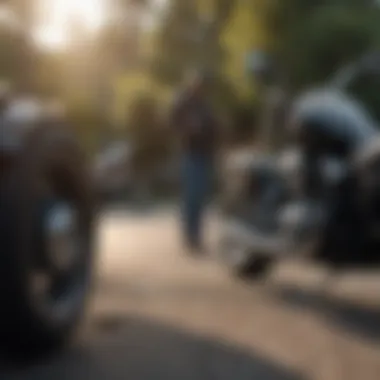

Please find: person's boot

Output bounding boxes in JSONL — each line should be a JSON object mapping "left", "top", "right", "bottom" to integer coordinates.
{"left": 185, "top": 236, "right": 204, "bottom": 257}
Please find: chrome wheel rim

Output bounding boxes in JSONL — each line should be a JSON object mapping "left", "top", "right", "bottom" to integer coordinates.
{"left": 30, "top": 199, "right": 86, "bottom": 321}
{"left": 45, "top": 203, "right": 79, "bottom": 273}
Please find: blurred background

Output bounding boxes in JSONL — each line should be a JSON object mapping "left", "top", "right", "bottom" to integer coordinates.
{"left": 1, "top": 1, "right": 380, "bottom": 380}
{"left": 1, "top": 0, "right": 379, "bottom": 201}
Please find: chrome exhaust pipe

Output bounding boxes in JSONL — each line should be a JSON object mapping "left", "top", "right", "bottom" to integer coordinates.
{"left": 221, "top": 220, "right": 287, "bottom": 257}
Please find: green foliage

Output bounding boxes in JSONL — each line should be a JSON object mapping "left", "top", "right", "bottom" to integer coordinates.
{"left": 149, "top": 1, "right": 200, "bottom": 84}
{"left": 3, "top": 0, "right": 378, "bottom": 154}
{"left": 347, "top": 72, "right": 380, "bottom": 123}
{"left": 149, "top": 0, "right": 247, "bottom": 135}
{"left": 112, "top": 70, "right": 171, "bottom": 126}
{"left": 126, "top": 92, "right": 173, "bottom": 171}
{"left": 150, "top": 0, "right": 235, "bottom": 85}
{"left": 279, "top": 2, "right": 380, "bottom": 89}
{"left": 65, "top": 97, "right": 104, "bottom": 154}
{"left": 0, "top": 25, "right": 37, "bottom": 89}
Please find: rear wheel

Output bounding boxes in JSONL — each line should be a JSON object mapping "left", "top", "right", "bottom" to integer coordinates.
{"left": 237, "top": 254, "right": 273, "bottom": 280}
{"left": 0, "top": 126, "right": 95, "bottom": 358}
{"left": 220, "top": 235, "right": 273, "bottom": 280}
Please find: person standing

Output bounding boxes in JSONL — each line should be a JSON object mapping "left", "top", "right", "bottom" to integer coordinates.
{"left": 170, "top": 70, "right": 219, "bottom": 255}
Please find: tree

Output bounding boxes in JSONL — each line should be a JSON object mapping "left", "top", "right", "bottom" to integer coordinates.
{"left": 127, "top": 92, "right": 172, "bottom": 178}
{"left": 0, "top": 2, "right": 38, "bottom": 89}
{"left": 273, "top": 0, "right": 380, "bottom": 89}
{"left": 150, "top": 0, "right": 235, "bottom": 86}
{"left": 149, "top": 1, "right": 200, "bottom": 84}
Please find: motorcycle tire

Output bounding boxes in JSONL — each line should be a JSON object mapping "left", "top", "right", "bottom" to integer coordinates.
{"left": 220, "top": 240, "right": 273, "bottom": 280}
{"left": 234, "top": 254, "right": 273, "bottom": 280}
{"left": 0, "top": 126, "right": 96, "bottom": 359}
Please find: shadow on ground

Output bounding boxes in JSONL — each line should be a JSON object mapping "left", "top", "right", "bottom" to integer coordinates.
{"left": 1, "top": 315, "right": 305, "bottom": 380}
{"left": 273, "top": 285, "right": 380, "bottom": 346}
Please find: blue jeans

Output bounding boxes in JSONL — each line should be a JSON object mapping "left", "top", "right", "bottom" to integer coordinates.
{"left": 181, "top": 153, "right": 213, "bottom": 249}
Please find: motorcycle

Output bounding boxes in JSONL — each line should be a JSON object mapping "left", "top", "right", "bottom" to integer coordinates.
{"left": 219, "top": 52, "right": 380, "bottom": 278}
{"left": 0, "top": 89, "right": 96, "bottom": 358}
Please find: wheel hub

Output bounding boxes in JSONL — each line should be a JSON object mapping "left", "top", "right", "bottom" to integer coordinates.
{"left": 44, "top": 202, "right": 79, "bottom": 272}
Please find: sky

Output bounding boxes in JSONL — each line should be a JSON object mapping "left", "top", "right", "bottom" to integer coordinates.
{"left": 35, "top": 0, "right": 107, "bottom": 48}
{"left": 35, "top": 0, "right": 167, "bottom": 50}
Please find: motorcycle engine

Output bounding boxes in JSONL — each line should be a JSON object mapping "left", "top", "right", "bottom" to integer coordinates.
{"left": 278, "top": 199, "right": 327, "bottom": 254}
{"left": 276, "top": 153, "right": 347, "bottom": 254}
{"left": 354, "top": 137, "right": 380, "bottom": 241}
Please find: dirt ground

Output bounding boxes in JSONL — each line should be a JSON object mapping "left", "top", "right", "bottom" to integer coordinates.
{"left": 2, "top": 207, "right": 380, "bottom": 380}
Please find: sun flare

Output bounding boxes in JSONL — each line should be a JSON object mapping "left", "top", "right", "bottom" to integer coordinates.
{"left": 35, "top": 0, "right": 106, "bottom": 49}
